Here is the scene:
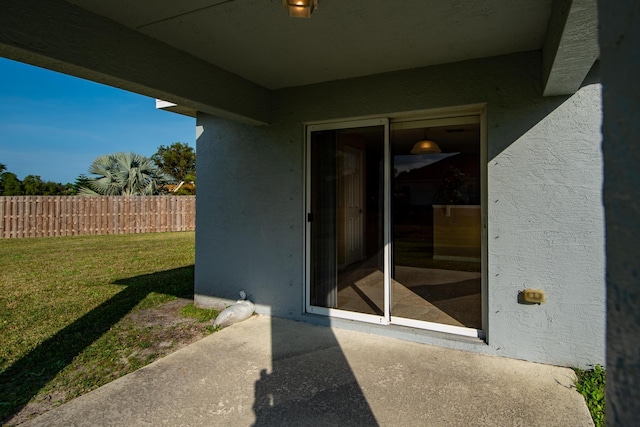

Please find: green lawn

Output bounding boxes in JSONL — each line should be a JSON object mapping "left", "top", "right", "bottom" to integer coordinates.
{"left": 0, "top": 232, "right": 200, "bottom": 422}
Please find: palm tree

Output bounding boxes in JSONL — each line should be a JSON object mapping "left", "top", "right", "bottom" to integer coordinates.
{"left": 79, "top": 152, "right": 167, "bottom": 196}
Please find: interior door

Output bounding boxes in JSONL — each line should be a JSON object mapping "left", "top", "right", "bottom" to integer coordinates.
{"left": 338, "top": 144, "right": 365, "bottom": 268}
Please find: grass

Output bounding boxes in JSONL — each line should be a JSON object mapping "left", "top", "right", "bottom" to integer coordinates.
{"left": 574, "top": 365, "right": 605, "bottom": 427}
{"left": 180, "top": 303, "right": 220, "bottom": 333}
{"left": 180, "top": 303, "right": 218, "bottom": 322}
{"left": 0, "top": 231, "right": 211, "bottom": 423}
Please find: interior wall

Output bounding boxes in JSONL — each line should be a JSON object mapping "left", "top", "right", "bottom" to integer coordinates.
{"left": 195, "top": 51, "right": 604, "bottom": 367}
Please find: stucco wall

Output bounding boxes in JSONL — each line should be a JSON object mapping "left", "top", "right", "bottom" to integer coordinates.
{"left": 488, "top": 72, "right": 604, "bottom": 367}
{"left": 195, "top": 51, "right": 604, "bottom": 368}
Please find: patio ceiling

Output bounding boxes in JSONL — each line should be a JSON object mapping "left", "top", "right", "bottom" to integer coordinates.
{"left": 0, "top": 0, "right": 598, "bottom": 124}
{"left": 66, "top": 0, "right": 556, "bottom": 90}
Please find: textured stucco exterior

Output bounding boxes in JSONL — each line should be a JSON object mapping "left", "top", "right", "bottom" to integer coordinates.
{"left": 195, "top": 51, "right": 604, "bottom": 368}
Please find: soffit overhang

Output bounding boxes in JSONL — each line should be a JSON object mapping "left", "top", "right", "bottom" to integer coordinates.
{"left": 0, "top": 0, "right": 599, "bottom": 125}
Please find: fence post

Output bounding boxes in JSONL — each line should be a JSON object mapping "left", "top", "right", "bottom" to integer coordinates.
{"left": 0, "top": 197, "right": 5, "bottom": 238}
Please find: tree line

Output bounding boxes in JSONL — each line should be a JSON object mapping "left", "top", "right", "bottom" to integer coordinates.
{"left": 0, "top": 142, "right": 195, "bottom": 197}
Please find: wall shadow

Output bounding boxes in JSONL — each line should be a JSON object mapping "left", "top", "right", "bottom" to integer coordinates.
{"left": 252, "top": 316, "right": 378, "bottom": 426}
{"left": 0, "top": 266, "right": 194, "bottom": 423}
{"left": 487, "top": 61, "right": 600, "bottom": 162}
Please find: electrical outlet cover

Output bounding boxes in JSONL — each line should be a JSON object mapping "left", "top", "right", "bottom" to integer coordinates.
{"left": 522, "top": 288, "right": 546, "bottom": 304}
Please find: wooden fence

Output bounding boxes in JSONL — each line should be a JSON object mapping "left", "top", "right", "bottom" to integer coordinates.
{"left": 0, "top": 196, "right": 195, "bottom": 238}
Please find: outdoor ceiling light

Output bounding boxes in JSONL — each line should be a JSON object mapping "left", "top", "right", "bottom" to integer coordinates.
{"left": 411, "top": 129, "right": 442, "bottom": 154}
{"left": 283, "top": 0, "right": 318, "bottom": 18}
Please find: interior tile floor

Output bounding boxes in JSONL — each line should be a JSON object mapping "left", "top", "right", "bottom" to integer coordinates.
{"left": 337, "top": 265, "right": 481, "bottom": 330}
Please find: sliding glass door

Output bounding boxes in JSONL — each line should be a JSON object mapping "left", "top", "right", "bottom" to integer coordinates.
{"left": 390, "top": 118, "right": 482, "bottom": 334}
{"left": 307, "top": 119, "right": 388, "bottom": 321}
{"left": 306, "top": 113, "right": 484, "bottom": 336}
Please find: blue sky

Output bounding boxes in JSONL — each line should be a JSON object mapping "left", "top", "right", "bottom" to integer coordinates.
{"left": 0, "top": 57, "right": 195, "bottom": 184}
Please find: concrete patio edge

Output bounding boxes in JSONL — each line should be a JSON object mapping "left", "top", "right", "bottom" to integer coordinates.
{"left": 20, "top": 314, "right": 593, "bottom": 426}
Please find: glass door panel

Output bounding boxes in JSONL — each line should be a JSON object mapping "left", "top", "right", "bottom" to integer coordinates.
{"left": 390, "top": 122, "right": 482, "bottom": 330}
{"left": 309, "top": 124, "right": 386, "bottom": 317}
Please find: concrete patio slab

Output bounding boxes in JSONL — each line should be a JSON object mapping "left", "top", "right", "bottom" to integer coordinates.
{"left": 22, "top": 315, "right": 593, "bottom": 426}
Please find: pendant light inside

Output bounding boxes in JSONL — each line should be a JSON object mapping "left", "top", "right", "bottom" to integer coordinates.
{"left": 283, "top": 0, "right": 318, "bottom": 18}
{"left": 410, "top": 129, "right": 442, "bottom": 154}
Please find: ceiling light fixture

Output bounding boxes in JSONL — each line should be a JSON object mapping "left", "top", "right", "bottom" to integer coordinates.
{"left": 410, "top": 129, "right": 442, "bottom": 154}
{"left": 283, "top": 0, "right": 318, "bottom": 18}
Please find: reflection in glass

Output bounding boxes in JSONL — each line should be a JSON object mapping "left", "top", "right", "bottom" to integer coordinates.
{"left": 391, "top": 124, "right": 482, "bottom": 329}
{"left": 310, "top": 126, "right": 385, "bottom": 315}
